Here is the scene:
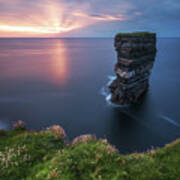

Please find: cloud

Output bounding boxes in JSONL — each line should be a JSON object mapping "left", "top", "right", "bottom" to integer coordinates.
{"left": 0, "top": 0, "right": 134, "bottom": 37}
{"left": 0, "top": 0, "right": 179, "bottom": 37}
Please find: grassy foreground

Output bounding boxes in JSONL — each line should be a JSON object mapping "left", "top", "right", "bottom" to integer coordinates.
{"left": 0, "top": 123, "right": 179, "bottom": 180}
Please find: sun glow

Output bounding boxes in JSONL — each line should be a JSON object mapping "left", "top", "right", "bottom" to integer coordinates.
{"left": 0, "top": 25, "right": 78, "bottom": 34}
{"left": 0, "top": 1, "right": 84, "bottom": 36}
{"left": 0, "top": 0, "right": 130, "bottom": 37}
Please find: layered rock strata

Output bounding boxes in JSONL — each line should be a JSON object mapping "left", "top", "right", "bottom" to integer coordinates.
{"left": 109, "top": 32, "right": 156, "bottom": 105}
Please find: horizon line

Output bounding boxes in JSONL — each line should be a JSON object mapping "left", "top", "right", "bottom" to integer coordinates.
{"left": 0, "top": 36, "right": 180, "bottom": 39}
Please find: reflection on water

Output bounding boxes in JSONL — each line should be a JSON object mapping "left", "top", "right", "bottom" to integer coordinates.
{"left": 50, "top": 41, "right": 69, "bottom": 85}
{"left": 0, "top": 38, "right": 180, "bottom": 153}
{"left": 0, "top": 40, "right": 69, "bottom": 85}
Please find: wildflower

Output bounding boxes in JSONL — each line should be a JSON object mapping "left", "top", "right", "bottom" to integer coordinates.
{"left": 99, "top": 138, "right": 118, "bottom": 153}
{"left": 99, "top": 138, "right": 108, "bottom": 143}
{"left": 106, "top": 144, "right": 119, "bottom": 153}
{"left": 47, "top": 125, "right": 66, "bottom": 139}
{"left": 50, "top": 168, "right": 58, "bottom": 178}
{"left": 13, "top": 120, "right": 26, "bottom": 130}
{"left": 150, "top": 149, "right": 155, "bottom": 154}
{"left": 72, "top": 134, "right": 96, "bottom": 146}
{"left": 0, "top": 152, "right": 3, "bottom": 157}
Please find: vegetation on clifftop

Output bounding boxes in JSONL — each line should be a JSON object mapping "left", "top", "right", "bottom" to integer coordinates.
{"left": 0, "top": 122, "right": 179, "bottom": 180}
{"left": 115, "top": 32, "right": 156, "bottom": 40}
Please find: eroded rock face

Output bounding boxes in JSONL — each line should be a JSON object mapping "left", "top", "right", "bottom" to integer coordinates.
{"left": 109, "top": 32, "right": 156, "bottom": 105}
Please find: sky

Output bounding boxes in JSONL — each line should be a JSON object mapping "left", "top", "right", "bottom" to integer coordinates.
{"left": 0, "top": 0, "right": 180, "bottom": 37}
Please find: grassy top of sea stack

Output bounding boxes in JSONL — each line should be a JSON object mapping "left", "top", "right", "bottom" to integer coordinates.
{"left": 115, "top": 32, "right": 156, "bottom": 40}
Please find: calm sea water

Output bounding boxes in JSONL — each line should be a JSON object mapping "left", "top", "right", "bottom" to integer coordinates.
{"left": 0, "top": 38, "right": 179, "bottom": 153}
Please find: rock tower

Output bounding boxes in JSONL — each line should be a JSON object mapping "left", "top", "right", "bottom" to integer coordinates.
{"left": 109, "top": 32, "right": 156, "bottom": 105}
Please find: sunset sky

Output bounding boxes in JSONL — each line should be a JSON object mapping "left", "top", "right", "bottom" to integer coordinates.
{"left": 0, "top": 0, "right": 180, "bottom": 37}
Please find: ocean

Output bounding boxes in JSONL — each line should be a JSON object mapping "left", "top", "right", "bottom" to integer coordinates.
{"left": 0, "top": 38, "right": 179, "bottom": 153}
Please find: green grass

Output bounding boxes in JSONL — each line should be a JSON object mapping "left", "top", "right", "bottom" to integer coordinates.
{"left": 115, "top": 32, "right": 156, "bottom": 40}
{"left": 0, "top": 128, "right": 179, "bottom": 180}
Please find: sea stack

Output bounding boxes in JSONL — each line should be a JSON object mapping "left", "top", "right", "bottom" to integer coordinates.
{"left": 109, "top": 32, "right": 156, "bottom": 105}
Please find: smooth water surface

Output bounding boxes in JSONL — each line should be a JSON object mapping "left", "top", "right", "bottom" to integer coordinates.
{"left": 0, "top": 38, "right": 179, "bottom": 153}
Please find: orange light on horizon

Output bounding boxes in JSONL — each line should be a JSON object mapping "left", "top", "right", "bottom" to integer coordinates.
{"left": 0, "top": 25, "right": 78, "bottom": 34}
{"left": 0, "top": 1, "right": 131, "bottom": 37}
{"left": 0, "top": 1, "right": 84, "bottom": 36}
